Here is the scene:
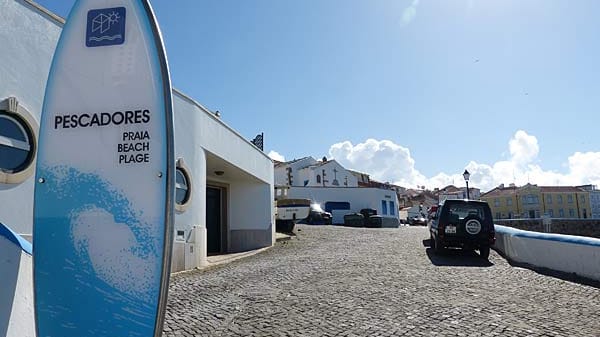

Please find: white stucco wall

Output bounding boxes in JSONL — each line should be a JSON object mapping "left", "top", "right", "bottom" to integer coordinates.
{"left": 0, "top": 229, "right": 34, "bottom": 337}
{"left": 0, "top": 0, "right": 62, "bottom": 235}
{"left": 229, "top": 180, "right": 273, "bottom": 231}
{"left": 173, "top": 95, "right": 208, "bottom": 236}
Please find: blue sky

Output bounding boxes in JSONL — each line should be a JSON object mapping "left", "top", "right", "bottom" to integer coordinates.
{"left": 35, "top": 0, "right": 600, "bottom": 191}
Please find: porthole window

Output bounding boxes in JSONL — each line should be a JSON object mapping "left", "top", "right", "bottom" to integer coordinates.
{"left": 0, "top": 114, "right": 33, "bottom": 172}
{"left": 175, "top": 158, "right": 192, "bottom": 213}
{"left": 175, "top": 168, "right": 190, "bottom": 204}
{"left": 0, "top": 97, "right": 38, "bottom": 184}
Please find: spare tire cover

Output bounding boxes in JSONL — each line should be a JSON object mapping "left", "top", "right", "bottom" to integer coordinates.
{"left": 465, "top": 218, "right": 482, "bottom": 235}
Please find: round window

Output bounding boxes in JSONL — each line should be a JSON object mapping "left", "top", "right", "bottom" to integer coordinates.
{"left": 175, "top": 167, "right": 190, "bottom": 205}
{"left": 0, "top": 112, "right": 35, "bottom": 173}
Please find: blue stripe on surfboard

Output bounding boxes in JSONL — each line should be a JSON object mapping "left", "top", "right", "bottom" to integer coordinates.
{"left": 0, "top": 222, "right": 32, "bottom": 255}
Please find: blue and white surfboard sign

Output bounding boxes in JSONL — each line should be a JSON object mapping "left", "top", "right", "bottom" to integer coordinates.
{"left": 33, "top": 1, "right": 174, "bottom": 336}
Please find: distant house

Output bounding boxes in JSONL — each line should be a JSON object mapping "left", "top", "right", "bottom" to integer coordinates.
{"left": 577, "top": 185, "right": 600, "bottom": 219}
{"left": 348, "top": 169, "right": 372, "bottom": 187}
{"left": 437, "top": 185, "right": 481, "bottom": 202}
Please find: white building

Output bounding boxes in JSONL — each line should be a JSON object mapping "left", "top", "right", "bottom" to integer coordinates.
{"left": 275, "top": 156, "right": 358, "bottom": 188}
{"left": 286, "top": 186, "right": 399, "bottom": 226}
{"left": 0, "top": 224, "right": 34, "bottom": 337}
{"left": 0, "top": 0, "right": 274, "bottom": 273}
{"left": 275, "top": 157, "right": 398, "bottom": 226}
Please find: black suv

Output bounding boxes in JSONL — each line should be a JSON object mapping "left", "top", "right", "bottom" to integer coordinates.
{"left": 428, "top": 199, "right": 495, "bottom": 259}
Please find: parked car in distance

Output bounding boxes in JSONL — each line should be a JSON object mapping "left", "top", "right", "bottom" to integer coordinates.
{"left": 409, "top": 215, "right": 427, "bottom": 226}
{"left": 428, "top": 199, "right": 496, "bottom": 259}
{"left": 365, "top": 215, "right": 383, "bottom": 228}
{"left": 306, "top": 203, "right": 332, "bottom": 225}
{"left": 343, "top": 213, "right": 365, "bottom": 227}
{"left": 275, "top": 198, "right": 311, "bottom": 233}
{"left": 359, "top": 208, "right": 380, "bottom": 227}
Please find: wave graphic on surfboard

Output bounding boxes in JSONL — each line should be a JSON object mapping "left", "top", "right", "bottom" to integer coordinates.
{"left": 34, "top": 165, "right": 163, "bottom": 336}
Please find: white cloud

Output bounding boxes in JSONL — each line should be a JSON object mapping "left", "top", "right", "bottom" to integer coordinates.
{"left": 401, "top": 0, "right": 420, "bottom": 26}
{"left": 509, "top": 129, "right": 539, "bottom": 165}
{"left": 268, "top": 150, "right": 285, "bottom": 162}
{"left": 329, "top": 138, "right": 427, "bottom": 187}
{"left": 568, "top": 152, "right": 600, "bottom": 184}
{"left": 327, "top": 131, "right": 600, "bottom": 192}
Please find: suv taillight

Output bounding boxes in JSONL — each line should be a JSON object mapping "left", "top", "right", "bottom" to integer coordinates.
{"left": 438, "top": 221, "right": 445, "bottom": 238}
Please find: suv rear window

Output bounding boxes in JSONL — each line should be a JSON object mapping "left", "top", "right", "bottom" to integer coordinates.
{"left": 444, "top": 202, "right": 490, "bottom": 221}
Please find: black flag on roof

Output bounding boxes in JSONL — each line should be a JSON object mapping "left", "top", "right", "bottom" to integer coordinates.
{"left": 251, "top": 133, "right": 264, "bottom": 151}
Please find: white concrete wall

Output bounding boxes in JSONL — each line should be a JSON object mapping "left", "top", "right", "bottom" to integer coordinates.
{"left": 173, "top": 98, "right": 207, "bottom": 235}
{"left": 0, "top": 224, "right": 34, "bottom": 337}
{"left": 229, "top": 180, "right": 273, "bottom": 231}
{"left": 228, "top": 180, "right": 274, "bottom": 252}
{"left": 493, "top": 225, "right": 600, "bottom": 281}
{"left": 0, "top": 0, "right": 62, "bottom": 235}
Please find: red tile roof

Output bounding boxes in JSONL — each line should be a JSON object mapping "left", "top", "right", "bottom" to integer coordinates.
{"left": 539, "top": 186, "right": 586, "bottom": 193}
{"left": 482, "top": 185, "right": 585, "bottom": 197}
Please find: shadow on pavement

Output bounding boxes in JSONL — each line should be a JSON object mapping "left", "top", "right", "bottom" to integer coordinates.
{"left": 422, "top": 239, "right": 493, "bottom": 267}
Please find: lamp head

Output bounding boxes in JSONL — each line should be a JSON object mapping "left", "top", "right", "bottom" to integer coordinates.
{"left": 463, "top": 169, "right": 470, "bottom": 182}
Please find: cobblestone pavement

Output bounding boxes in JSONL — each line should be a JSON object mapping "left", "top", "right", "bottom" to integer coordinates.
{"left": 163, "top": 225, "right": 600, "bottom": 337}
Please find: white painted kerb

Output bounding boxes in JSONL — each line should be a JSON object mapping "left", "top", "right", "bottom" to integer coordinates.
{"left": 494, "top": 225, "right": 600, "bottom": 281}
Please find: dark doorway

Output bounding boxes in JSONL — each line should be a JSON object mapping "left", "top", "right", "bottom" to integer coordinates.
{"left": 206, "top": 187, "right": 222, "bottom": 255}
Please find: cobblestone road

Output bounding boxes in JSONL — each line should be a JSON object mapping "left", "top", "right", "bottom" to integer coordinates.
{"left": 163, "top": 225, "right": 600, "bottom": 337}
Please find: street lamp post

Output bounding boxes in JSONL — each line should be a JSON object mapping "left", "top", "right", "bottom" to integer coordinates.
{"left": 463, "top": 169, "right": 471, "bottom": 200}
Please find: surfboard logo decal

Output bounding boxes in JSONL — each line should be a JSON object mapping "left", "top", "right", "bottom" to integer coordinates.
{"left": 86, "top": 7, "right": 126, "bottom": 47}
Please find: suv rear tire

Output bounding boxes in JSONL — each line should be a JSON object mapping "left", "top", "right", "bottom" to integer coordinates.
{"left": 431, "top": 234, "right": 443, "bottom": 255}
{"left": 479, "top": 246, "right": 490, "bottom": 260}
